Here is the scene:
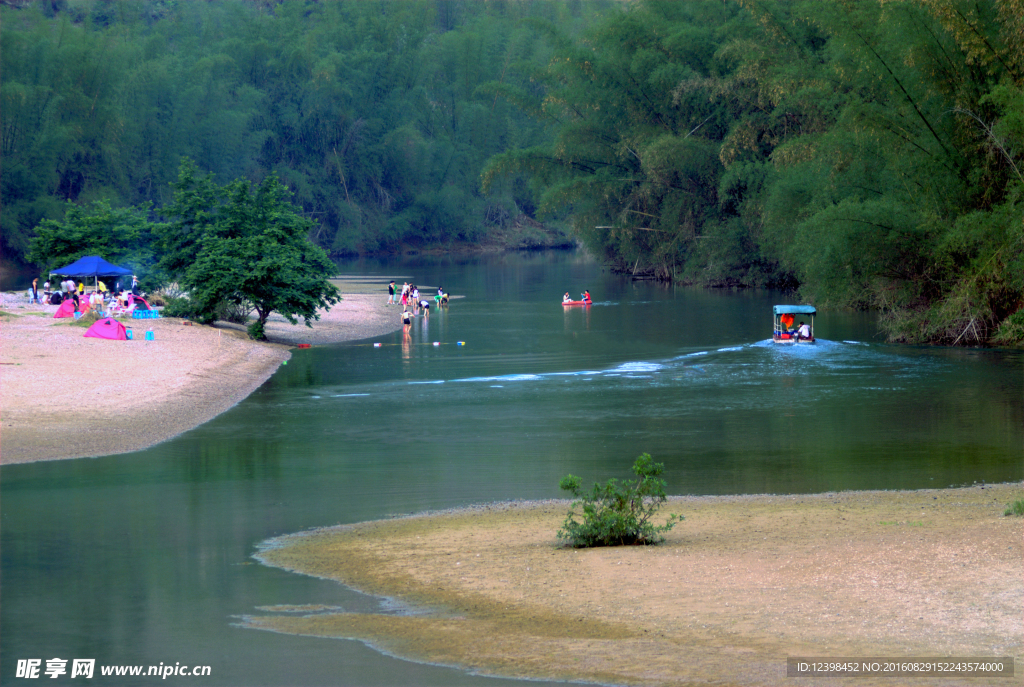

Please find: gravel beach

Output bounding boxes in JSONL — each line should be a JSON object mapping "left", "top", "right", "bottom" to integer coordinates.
{"left": 0, "top": 280, "right": 400, "bottom": 464}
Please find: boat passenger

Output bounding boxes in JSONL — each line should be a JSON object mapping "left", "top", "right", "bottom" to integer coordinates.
{"left": 797, "top": 322, "right": 811, "bottom": 339}
{"left": 583, "top": 290, "right": 591, "bottom": 303}
{"left": 563, "top": 292, "right": 571, "bottom": 303}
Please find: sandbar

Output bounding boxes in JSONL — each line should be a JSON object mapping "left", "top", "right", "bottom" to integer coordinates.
{"left": 248, "top": 484, "right": 1023, "bottom": 686}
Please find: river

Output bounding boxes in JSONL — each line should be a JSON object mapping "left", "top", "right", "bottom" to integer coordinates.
{"left": 2, "top": 251, "right": 1021, "bottom": 685}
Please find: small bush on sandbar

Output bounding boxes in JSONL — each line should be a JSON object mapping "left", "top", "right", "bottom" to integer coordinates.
{"left": 1004, "top": 499, "right": 1024, "bottom": 517}
{"left": 558, "top": 453, "right": 682, "bottom": 548}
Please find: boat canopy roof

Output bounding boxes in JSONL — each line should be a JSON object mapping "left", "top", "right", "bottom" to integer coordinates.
{"left": 773, "top": 304, "right": 816, "bottom": 315}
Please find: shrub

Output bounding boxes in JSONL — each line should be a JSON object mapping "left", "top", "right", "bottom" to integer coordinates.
{"left": 1004, "top": 499, "right": 1024, "bottom": 517}
{"left": 246, "top": 319, "right": 266, "bottom": 340}
{"left": 217, "top": 298, "right": 252, "bottom": 325}
{"left": 992, "top": 311, "right": 1024, "bottom": 346}
{"left": 558, "top": 453, "right": 682, "bottom": 548}
{"left": 162, "top": 295, "right": 205, "bottom": 321}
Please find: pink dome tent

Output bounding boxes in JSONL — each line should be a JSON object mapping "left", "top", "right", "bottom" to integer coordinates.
{"left": 83, "top": 318, "right": 128, "bottom": 340}
{"left": 53, "top": 299, "right": 77, "bottom": 318}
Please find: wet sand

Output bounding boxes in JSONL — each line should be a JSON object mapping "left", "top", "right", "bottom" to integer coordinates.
{"left": 248, "top": 483, "right": 1023, "bottom": 686}
{"left": 1, "top": 281, "right": 402, "bottom": 464}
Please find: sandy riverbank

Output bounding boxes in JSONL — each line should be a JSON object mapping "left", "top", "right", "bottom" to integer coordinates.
{"left": 248, "top": 483, "right": 1023, "bottom": 686}
{"left": 0, "top": 280, "right": 401, "bottom": 464}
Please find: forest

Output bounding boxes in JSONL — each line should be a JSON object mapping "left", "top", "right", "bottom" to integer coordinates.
{"left": 3, "top": 0, "right": 1022, "bottom": 345}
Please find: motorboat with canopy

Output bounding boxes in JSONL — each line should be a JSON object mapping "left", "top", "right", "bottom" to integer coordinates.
{"left": 773, "top": 304, "right": 816, "bottom": 343}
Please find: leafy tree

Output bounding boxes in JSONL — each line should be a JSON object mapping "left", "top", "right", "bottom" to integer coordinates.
{"left": 159, "top": 160, "right": 340, "bottom": 340}
{"left": 558, "top": 453, "right": 682, "bottom": 548}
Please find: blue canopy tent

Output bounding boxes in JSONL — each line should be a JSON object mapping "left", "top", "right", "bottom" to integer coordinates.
{"left": 50, "top": 256, "right": 133, "bottom": 294}
{"left": 50, "top": 256, "right": 133, "bottom": 278}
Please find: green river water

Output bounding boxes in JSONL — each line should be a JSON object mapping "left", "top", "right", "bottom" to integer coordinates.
{"left": 2, "top": 251, "right": 1021, "bottom": 685}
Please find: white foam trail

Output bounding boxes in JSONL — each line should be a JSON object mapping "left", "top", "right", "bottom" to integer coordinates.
{"left": 456, "top": 374, "right": 542, "bottom": 383}
{"left": 610, "top": 361, "right": 664, "bottom": 372}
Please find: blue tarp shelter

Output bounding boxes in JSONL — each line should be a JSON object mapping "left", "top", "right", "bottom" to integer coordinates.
{"left": 50, "top": 256, "right": 133, "bottom": 278}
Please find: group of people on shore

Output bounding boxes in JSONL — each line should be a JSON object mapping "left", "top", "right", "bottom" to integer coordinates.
{"left": 29, "top": 275, "right": 141, "bottom": 312}
{"left": 388, "top": 281, "right": 420, "bottom": 307}
{"left": 389, "top": 281, "right": 449, "bottom": 324}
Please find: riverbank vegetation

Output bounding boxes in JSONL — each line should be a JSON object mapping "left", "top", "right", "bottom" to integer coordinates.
{"left": 3, "top": 0, "right": 1021, "bottom": 344}
{"left": 558, "top": 453, "right": 681, "bottom": 547}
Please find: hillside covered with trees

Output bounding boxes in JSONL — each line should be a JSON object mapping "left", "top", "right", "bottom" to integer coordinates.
{"left": 2, "top": 0, "right": 602, "bottom": 258}
{"left": 3, "top": 0, "right": 1022, "bottom": 344}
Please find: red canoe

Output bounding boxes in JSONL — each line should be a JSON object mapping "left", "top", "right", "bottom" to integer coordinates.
{"left": 562, "top": 300, "right": 591, "bottom": 306}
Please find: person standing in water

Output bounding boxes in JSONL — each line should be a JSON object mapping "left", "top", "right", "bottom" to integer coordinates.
{"left": 387, "top": 281, "right": 396, "bottom": 305}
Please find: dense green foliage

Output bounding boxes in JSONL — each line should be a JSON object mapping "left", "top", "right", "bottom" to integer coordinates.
{"left": 6, "top": 0, "right": 1022, "bottom": 344}
{"left": 3, "top": 0, "right": 603, "bottom": 260}
{"left": 159, "top": 160, "right": 340, "bottom": 339}
{"left": 1005, "top": 499, "right": 1024, "bottom": 517}
{"left": 558, "top": 453, "right": 682, "bottom": 547}
{"left": 486, "top": 0, "right": 1024, "bottom": 344}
